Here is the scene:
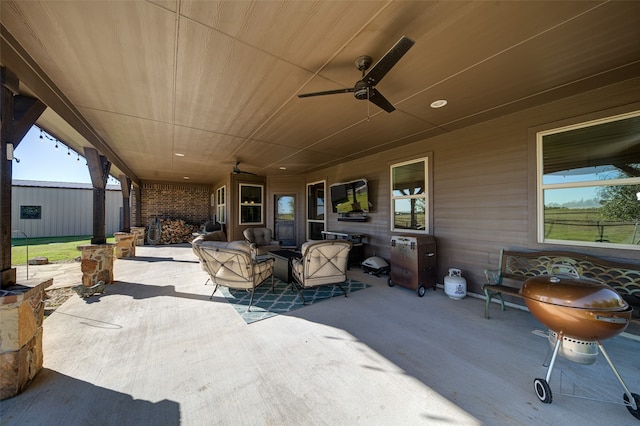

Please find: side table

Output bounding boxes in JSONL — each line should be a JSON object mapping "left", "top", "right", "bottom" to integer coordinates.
{"left": 267, "top": 250, "right": 300, "bottom": 283}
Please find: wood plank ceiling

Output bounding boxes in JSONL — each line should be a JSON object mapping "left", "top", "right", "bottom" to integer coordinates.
{"left": 1, "top": 1, "right": 639, "bottom": 185}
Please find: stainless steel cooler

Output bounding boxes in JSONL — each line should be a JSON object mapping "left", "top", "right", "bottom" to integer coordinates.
{"left": 388, "top": 235, "right": 437, "bottom": 297}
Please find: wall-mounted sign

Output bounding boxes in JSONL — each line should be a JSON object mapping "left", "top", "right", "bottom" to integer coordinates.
{"left": 20, "top": 205, "right": 42, "bottom": 219}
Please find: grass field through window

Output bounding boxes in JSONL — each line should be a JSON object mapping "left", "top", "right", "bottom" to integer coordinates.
{"left": 545, "top": 208, "right": 639, "bottom": 244}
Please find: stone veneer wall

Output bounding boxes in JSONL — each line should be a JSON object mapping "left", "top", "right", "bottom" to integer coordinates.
{"left": 0, "top": 281, "right": 49, "bottom": 400}
{"left": 132, "top": 182, "right": 211, "bottom": 226}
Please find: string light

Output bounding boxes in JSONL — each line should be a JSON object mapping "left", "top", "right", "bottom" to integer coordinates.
{"left": 38, "top": 126, "right": 59, "bottom": 144}
{"left": 36, "top": 126, "right": 86, "bottom": 164}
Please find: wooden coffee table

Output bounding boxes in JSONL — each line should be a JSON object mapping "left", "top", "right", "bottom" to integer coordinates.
{"left": 267, "top": 250, "right": 300, "bottom": 283}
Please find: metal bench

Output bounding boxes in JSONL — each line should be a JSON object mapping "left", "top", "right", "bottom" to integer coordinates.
{"left": 483, "top": 249, "right": 640, "bottom": 319}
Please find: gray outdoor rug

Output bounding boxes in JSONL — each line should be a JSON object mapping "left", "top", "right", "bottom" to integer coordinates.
{"left": 218, "top": 278, "right": 370, "bottom": 324}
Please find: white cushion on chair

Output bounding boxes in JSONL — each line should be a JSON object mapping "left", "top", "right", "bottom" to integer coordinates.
{"left": 192, "top": 240, "right": 273, "bottom": 290}
{"left": 292, "top": 240, "right": 352, "bottom": 288}
{"left": 243, "top": 228, "right": 281, "bottom": 259}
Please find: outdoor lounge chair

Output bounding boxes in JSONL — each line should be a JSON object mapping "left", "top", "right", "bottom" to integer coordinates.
{"left": 291, "top": 240, "right": 353, "bottom": 305}
{"left": 192, "top": 240, "right": 274, "bottom": 311}
{"left": 242, "top": 227, "right": 281, "bottom": 260}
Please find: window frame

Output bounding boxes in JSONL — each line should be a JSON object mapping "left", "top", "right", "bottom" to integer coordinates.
{"left": 390, "top": 156, "right": 431, "bottom": 233}
{"left": 536, "top": 110, "right": 640, "bottom": 250}
{"left": 306, "top": 180, "right": 326, "bottom": 240}
{"left": 238, "top": 183, "right": 263, "bottom": 225}
{"left": 216, "top": 185, "right": 226, "bottom": 224}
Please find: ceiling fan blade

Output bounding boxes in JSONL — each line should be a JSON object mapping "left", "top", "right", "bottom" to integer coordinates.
{"left": 363, "top": 36, "right": 415, "bottom": 86}
{"left": 368, "top": 88, "right": 395, "bottom": 113}
{"left": 298, "top": 88, "right": 355, "bottom": 98}
{"left": 233, "top": 161, "right": 257, "bottom": 175}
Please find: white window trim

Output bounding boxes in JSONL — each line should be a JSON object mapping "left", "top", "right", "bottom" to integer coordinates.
{"left": 239, "top": 183, "right": 263, "bottom": 225}
{"left": 216, "top": 185, "right": 226, "bottom": 224}
{"left": 390, "top": 157, "right": 431, "bottom": 233}
{"left": 536, "top": 110, "right": 640, "bottom": 250}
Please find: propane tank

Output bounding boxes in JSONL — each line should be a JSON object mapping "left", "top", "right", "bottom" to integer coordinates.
{"left": 444, "top": 268, "right": 467, "bottom": 300}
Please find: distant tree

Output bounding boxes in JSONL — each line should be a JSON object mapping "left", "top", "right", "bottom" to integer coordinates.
{"left": 598, "top": 184, "right": 640, "bottom": 222}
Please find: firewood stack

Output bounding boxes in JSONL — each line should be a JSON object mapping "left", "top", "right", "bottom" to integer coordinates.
{"left": 152, "top": 218, "right": 198, "bottom": 244}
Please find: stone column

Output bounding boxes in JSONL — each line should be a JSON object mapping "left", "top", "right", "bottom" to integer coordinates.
{"left": 113, "top": 232, "right": 135, "bottom": 258}
{"left": 0, "top": 279, "right": 49, "bottom": 400}
{"left": 77, "top": 244, "right": 115, "bottom": 287}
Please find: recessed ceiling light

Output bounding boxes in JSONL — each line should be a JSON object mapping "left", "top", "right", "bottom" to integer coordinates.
{"left": 279, "top": 167, "right": 287, "bottom": 170}
{"left": 430, "top": 99, "right": 447, "bottom": 108}
{"left": 175, "top": 153, "right": 185, "bottom": 157}
{"left": 183, "top": 176, "right": 190, "bottom": 180}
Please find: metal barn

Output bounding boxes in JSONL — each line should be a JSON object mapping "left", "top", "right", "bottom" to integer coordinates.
{"left": 11, "top": 180, "right": 123, "bottom": 238}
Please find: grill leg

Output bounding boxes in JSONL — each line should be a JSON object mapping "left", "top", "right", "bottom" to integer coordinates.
{"left": 542, "top": 339, "right": 554, "bottom": 367}
{"left": 597, "top": 341, "right": 638, "bottom": 411}
{"left": 545, "top": 334, "right": 562, "bottom": 383}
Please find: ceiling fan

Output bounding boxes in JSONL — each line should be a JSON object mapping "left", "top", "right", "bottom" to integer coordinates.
{"left": 232, "top": 162, "right": 257, "bottom": 175}
{"left": 297, "top": 36, "right": 415, "bottom": 113}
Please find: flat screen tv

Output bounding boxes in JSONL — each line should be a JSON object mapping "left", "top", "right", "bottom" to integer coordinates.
{"left": 330, "top": 179, "right": 370, "bottom": 215}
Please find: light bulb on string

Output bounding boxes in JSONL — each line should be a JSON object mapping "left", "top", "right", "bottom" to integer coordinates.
{"left": 39, "top": 129, "right": 43, "bottom": 141}
{"left": 54, "top": 141, "right": 59, "bottom": 149}
{"left": 67, "top": 147, "right": 71, "bottom": 156}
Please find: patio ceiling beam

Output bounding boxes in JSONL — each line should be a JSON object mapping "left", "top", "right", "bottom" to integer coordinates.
{"left": 1, "top": 24, "right": 140, "bottom": 187}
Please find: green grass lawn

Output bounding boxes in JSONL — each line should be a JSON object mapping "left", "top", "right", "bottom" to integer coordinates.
{"left": 11, "top": 235, "right": 115, "bottom": 265}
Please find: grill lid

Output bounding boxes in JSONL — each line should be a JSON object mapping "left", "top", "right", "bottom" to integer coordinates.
{"left": 520, "top": 273, "right": 629, "bottom": 311}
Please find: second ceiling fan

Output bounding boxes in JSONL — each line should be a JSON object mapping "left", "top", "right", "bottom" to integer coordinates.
{"left": 232, "top": 161, "right": 257, "bottom": 175}
{"left": 298, "top": 36, "right": 415, "bottom": 113}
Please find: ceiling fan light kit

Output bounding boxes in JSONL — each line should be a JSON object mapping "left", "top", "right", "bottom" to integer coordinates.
{"left": 298, "top": 36, "right": 415, "bottom": 113}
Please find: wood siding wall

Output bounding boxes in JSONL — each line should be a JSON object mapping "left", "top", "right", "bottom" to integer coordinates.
{"left": 11, "top": 185, "right": 122, "bottom": 238}
{"left": 303, "top": 77, "right": 640, "bottom": 296}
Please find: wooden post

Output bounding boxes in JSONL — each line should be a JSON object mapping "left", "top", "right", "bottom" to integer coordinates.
{"left": 0, "top": 67, "right": 45, "bottom": 288}
{"left": 84, "top": 147, "right": 111, "bottom": 245}
{"left": 133, "top": 184, "right": 142, "bottom": 226}
{"left": 119, "top": 174, "right": 131, "bottom": 232}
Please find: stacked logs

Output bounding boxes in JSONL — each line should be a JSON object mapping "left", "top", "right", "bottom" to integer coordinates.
{"left": 148, "top": 218, "right": 198, "bottom": 244}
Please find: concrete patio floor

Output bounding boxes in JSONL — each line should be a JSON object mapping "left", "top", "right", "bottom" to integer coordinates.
{"left": 2, "top": 244, "right": 639, "bottom": 425}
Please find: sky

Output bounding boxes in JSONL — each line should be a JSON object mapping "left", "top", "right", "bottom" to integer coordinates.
{"left": 13, "top": 126, "right": 119, "bottom": 185}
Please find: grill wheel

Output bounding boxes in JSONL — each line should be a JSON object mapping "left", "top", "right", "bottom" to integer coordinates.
{"left": 534, "top": 378, "right": 552, "bottom": 404}
{"left": 624, "top": 392, "right": 640, "bottom": 420}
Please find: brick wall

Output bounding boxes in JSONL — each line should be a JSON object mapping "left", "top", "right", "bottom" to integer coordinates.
{"left": 132, "top": 182, "right": 211, "bottom": 226}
